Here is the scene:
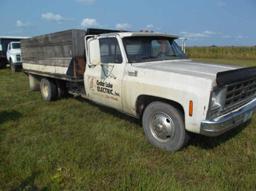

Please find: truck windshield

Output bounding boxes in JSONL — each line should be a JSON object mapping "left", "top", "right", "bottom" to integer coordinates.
{"left": 12, "top": 43, "right": 20, "bottom": 49}
{"left": 123, "top": 36, "right": 186, "bottom": 63}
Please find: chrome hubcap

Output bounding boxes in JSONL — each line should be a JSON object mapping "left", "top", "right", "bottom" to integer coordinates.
{"left": 150, "top": 112, "right": 175, "bottom": 142}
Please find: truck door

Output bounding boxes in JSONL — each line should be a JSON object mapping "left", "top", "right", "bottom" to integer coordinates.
{"left": 85, "top": 36, "right": 125, "bottom": 110}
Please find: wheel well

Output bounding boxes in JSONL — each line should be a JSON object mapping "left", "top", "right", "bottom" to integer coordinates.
{"left": 136, "top": 95, "right": 185, "bottom": 119}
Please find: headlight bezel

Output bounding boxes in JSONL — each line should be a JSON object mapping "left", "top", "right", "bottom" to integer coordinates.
{"left": 207, "top": 87, "right": 227, "bottom": 119}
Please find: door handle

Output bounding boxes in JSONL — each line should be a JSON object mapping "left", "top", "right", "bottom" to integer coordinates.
{"left": 128, "top": 70, "right": 138, "bottom": 77}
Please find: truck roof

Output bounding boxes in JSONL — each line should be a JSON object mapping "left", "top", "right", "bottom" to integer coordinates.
{"left": 87, "top": 28, "right": 179, "bottom": 39}
{"left": 0, "top": 36, "right": 29, "bottom": 40}
{"left": 94, "top": 31, "right": 179, "bottom": 39}
{"left": 117, "top": 32, "right": 179, "bottom": 39}
{"left": 87, "top": 28, "right": 179, "bottom": 38}
{"left": 9, "top": 41, "right": 21, "bottom": 43}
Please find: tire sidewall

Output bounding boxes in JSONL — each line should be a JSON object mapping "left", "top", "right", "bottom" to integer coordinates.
{"left": 142, "top": 102, "right": 186, "bottom": 151}
{"left": 40, "top": 78, "right": 57, "bottom": 101}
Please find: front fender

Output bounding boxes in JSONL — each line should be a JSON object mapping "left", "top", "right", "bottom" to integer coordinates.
{"left": 122, "top": 71, "right": 213, "bottom": 134}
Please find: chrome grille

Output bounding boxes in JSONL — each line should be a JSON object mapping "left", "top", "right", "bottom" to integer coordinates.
{"left": 16, "top": 54, "right": 21, "bottom": 62}
{"left": 224, "top": 78, "right": 256, "bottom": 112}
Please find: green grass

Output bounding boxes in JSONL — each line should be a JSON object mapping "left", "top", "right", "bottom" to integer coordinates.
{"left": 1, "top": 60, "right": 256, "bottom": 190}
{"left": 187, "top": 46, "right": 256, "bottom": 60}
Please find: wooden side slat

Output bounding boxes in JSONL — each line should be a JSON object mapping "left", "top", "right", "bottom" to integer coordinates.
{"left": 21, "top": 29, "right": 87, "bottom": 79}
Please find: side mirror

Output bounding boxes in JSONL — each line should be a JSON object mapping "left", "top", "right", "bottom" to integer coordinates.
{"left": 0, "top": 44, "right": 2, "bottom": 51}
{"left": 87, "top": 38, "right": 100, "bottom": 66}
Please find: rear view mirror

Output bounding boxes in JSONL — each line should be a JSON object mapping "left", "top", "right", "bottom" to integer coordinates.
{"left": 87, "top": 38, "right": 100, "bottom": 66}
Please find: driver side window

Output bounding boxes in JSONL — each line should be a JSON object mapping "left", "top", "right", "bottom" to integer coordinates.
{"left": 99, "top": 38, "right": 122, "bottom": 64}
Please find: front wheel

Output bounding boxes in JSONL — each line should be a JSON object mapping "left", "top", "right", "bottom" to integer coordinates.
{"left": 142, "top": 101, "right": 189, "bottom": 152}
{"left": 10, "top": 59, "right": 17, "bottom": 72}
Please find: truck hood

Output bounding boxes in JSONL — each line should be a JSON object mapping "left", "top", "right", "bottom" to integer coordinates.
{"left": 134, "top": 59, "right": 239, "bottom": 81}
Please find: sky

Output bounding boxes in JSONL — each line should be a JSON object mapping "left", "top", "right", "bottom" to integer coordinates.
{"left": 0, "top": 0, "right": 256, "bottom": 46}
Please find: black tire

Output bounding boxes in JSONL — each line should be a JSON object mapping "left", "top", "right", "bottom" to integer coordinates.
{"left": 142, "top": 101, "right": 189, "bottom": 152}
{"left": 40, "top": 78, "right": 58, "bottom": 101}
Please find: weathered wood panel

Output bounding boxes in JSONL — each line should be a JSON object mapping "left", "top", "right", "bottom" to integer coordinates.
{"left": 21, "top": 29, "right": 87, "bottom": 79}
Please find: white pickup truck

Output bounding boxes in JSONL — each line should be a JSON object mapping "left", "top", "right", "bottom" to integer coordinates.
{"left": 0, "top": 36, "right": 27, "bottom": 69}
{"left": 6, "top": 41, "right": 22, "bottom": 72}
{"left": 21, "top": 29, "right": 256, "bottom": 151}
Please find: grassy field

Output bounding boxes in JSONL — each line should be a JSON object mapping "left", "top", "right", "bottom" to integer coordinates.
{"left": 192, "top": 58, "right": 256, "bottom": 67}
{"left": 1, "top": 59, "right": 256, "bottom": 190}
{"left": 187, "top": 46, "right": 256, "bottom": 60}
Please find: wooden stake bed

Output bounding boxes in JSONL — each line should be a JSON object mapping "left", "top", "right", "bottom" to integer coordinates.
{"left": 21, "top": 29, "right": 87, "bottom": 81}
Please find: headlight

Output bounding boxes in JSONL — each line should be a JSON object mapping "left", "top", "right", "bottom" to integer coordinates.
{"left": 208, "top": 87, "right": 227, "bottom": 119}
{"left": 16, "top": 54, "right": 21, "bottom": 62}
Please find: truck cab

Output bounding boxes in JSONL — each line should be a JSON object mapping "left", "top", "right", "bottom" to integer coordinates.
{"left": 0, "top": 36, "right": 28, "bottom": 69}
{"left": 6, "top": 41, "right": 22, "bottom": 72}
{"left": 84, "top": 33, "right": 187, "bottom": 111}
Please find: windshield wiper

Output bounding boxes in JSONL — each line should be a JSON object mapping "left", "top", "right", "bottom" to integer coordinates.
{"left": 139, "top": 56, "right": 158, "bottom": 61}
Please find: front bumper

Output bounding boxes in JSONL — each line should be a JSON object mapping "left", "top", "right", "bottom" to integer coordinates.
{"left": 201, "top": 98, "right": 256, "bottom": 136}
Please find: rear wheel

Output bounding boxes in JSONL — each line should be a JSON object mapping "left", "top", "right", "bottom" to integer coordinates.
{"left": 40, "top": 78, "right": 58, "bottom": 101}
{"left": 142, "top": 101, "right": 189, "bottom": 152}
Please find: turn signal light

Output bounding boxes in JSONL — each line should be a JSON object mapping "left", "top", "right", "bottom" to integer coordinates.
{"left": 189, "top": 100, "right": 193, "bottom": 117}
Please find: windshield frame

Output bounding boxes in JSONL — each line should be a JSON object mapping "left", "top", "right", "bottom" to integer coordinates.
{"left": 122, "top": 36, "right": 187, "bottom": 63}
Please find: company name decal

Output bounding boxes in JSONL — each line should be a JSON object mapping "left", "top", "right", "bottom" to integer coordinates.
{"left": 96, "top": 80, "right": 120, "bottom": 97}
